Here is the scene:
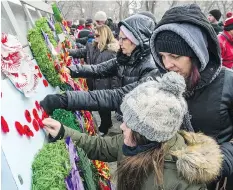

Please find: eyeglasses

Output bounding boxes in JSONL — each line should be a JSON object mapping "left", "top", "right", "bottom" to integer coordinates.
{"left": 95, "top": 34, "right": 100, "bottom": 38}
{"left": 119, "top": 36, "right": 128, "bottom": 42}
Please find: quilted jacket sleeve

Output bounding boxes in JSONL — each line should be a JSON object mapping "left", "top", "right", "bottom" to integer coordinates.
{"left": 68, "top": 58, "right": 118, "bottom": 79}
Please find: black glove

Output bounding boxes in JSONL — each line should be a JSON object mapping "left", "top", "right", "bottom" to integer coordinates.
{"left": 40, "top": 93, "right": 68, "bottom": 115}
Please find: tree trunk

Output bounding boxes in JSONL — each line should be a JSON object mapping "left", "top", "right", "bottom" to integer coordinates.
{"left": 151, "top": 1, "right": 157, "bottom": 14}
{"left": 145, "top": 1, "right": 149, "bottom": 11}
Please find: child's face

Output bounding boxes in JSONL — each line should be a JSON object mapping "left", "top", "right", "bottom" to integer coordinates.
{"left": 120, "top": 122, "right": 136, "bottom": 147}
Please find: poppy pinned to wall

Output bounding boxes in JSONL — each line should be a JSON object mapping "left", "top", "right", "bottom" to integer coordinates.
{"left": 37, "top": 119, "right": 44, "bottom": 128}
{"left": 24, "top": 125, "right": 34, "bottom": 137}
{"left": 32, "top": 109, "right": 39, "bottom": 120}
{"left": 35, "top": 101, "right": 41, "bottom": 111}
{"left": 32, "top": 119, "right": 39, "bottom": 131}
{"left": 1, "top": 116, "right": 9, "bottom": 133}
{"left": 38, "top": 72, "right": 42, "bottom": 78}
{"left": 42, "top": 111, "right": 49, "bottom": 120}
{"left": 15, "top": 121, "right": 25, "bottom": 136}
{"left": 43, "top": 79, "right": 49, "bottom": 87}
{"left": 25, "top": 110, "right": 32, "bottom": 123}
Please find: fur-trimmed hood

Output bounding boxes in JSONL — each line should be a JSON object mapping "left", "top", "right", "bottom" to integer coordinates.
{"left": 167, "top": 131, "right": 223, "bottom": 184}
{"left": 107, "top": 39, "right": 119, "bottom": 53}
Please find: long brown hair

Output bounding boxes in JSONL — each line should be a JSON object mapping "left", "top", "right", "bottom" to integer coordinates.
{"left": 115, "top": 131, "right": 167, "bottom": 190}
{"left": 93, "top": 25, "right": 116, "bottom": 52}
{"left": 186, "top": 57, "right": 201, "bottom": 91}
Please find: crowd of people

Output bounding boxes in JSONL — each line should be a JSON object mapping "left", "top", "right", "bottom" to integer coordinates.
{"left": 41, "top": 4, "right": 232, "bottom": 190}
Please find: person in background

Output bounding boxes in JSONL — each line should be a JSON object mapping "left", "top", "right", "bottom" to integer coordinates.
{"left": 208, "top": 9, "right": 223, "bottom": 34}
{"left": 77, "top": 18, "right": 85, "bottom": 31}
{"left": 226, "top": 12, "right": 233, "bottom": 19}
{"left": 76, "top": 19, "right": 94, "bottom": 46}
{"left": 66, "top": 25, "right": 119, "bottom": 135}
{"left": 218, "top": 16, "right": 233, "bottom": 69}
{"left": 40, "top": 13, "right": 157, "bottom": 128}
{"left": 106, "top": 17, "right": 119, "bottom": 38}
{"left": 94, "top": 11, "right": 119, "bottom": 38}
{"left": 42, "top": 72, "right": 223, "bottom": 190}
{"left": 94, "top": 11, "right": 107, "bottom": 26}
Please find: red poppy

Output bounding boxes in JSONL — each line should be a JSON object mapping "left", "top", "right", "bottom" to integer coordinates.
{"left": 1, "top": 116, "right": 9, "bottom": 133}
{"left": 15, "top": 121, "right": 24, "bottom": 136}
{"left": 37, "top": 119, "right": 44, "bottom": 128}
{"left": 32, "top": 109, "right": 39, "bottom": 120}
{"left": 35, "top": 65, "right": 39, "bottom": 70}
{"left": 38, "top": 72, "right": 42, "bottom": 78}
{"left": 32, "top": 119, "right": 39, "bottom": 131}
{"left": 43, "top": 79, "right": 48, "bottom": 87}
{"left": 25, "top": 110, "right": 32, "bottom": 123}
{"left": 35, "top": 101, "right": 41, "bottom": 111}
{"left": 24, "top": 125, "right": 34, "bottom": 137}
{"left": 42, "top": 111, "right": 49, "bottom": 120}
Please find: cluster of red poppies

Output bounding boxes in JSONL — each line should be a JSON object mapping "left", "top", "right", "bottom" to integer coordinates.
{"left": 1, "top": 101, "right": 49, "bottom": 138}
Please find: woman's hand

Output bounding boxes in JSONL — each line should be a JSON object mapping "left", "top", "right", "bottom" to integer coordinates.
{"left": 42, "top": 118, "right": 61, "bottom": 138}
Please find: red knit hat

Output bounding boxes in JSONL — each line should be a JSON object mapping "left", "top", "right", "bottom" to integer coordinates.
{"left": 226, "top": 12, "right": 233, "bottom": 18}
{"left": 224, "top": 17, "right": 233, "bottom": 31}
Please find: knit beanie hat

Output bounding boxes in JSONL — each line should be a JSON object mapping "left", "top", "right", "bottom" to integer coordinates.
{"left": 224, "top": 17, "right": 233, "bottom": 31}
{"left": 94, "top": 11, "right": 107, "bottom": 21}
{"left": 209, "top": 9, "right": 222, "bottom": 21}
{"left": 120, "top": 72, "right": 188, "bottom": 142}
{"left": 226, "top": 12, "right": 233, "bottom": 18}
{"left": 85, "top": 18, "right": 93, "bottom": 25}
{"left": 120, "top": 25, "right": 140, "bottom": 45}
{"left": 155, "top": 30, "right": 196, "bottom": 57}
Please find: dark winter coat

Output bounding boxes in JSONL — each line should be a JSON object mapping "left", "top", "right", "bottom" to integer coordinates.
{"left": 65, "top": 13, "right": 157, "bottom": 112}
{"left": 211, "top": 23, "right": 223, "bottom": 35}
{"left": 68, "top": 40, "right": 119, "bottom": 90}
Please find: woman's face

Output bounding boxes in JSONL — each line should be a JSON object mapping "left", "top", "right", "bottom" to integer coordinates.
{"left": 94, "top": 30, "right": 100, "bottom": 43}
{"left": 118, "top": 31, "right": 136, "bottom": 56}
{"left": 120, "top": 122, "right": 136, "bottom": 147}
{"left": 159, "top": 52, "right": 192, "bottom": 78}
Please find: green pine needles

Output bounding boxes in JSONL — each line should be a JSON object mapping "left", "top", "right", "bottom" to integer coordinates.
{"left": 27, "top": 18, "right": 62, "bottom": 87}
{"left": 32, "top": 140, "right": 71, "bottom": 190}
{"left": 52, "top": 109, "right": 81, "bottom": 132}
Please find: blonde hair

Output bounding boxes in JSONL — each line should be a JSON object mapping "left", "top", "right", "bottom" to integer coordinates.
{"left": 93, "top": 25, "right": 116, "bottom": 52}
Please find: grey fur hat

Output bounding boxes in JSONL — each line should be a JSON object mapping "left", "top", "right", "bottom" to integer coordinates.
{"left": 120, "top": 72, "right": 188, "bottom": 142}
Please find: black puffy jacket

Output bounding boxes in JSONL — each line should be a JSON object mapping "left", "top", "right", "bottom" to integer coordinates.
{"left": 65, "top": 13, "right": 157, "bottom": 112}
{"left": 68, "top": 40, "right": 119, "bottom": 90}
